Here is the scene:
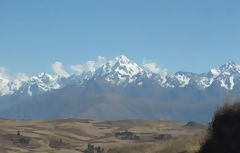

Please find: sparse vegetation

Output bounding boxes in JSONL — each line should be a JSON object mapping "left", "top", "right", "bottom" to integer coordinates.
{"left": 106, "top": 137, "right": 202, "bottom": 153}
{"left": 10, "top": 134, "right": 30, "bottom": 145}
{"left": 84, "top": 144, "right": 104, "bottom": 153}
{"left": 154, "top": 134, "right": 172, "bottom": 141}
{"left": 49, "top": 138, "right": 72, "bottom": 149}
{"left": 115, "top": 130, "right": 140, "bottom": 140}
{"left": 17, "top": 130, "right": 20, "bottom": 136}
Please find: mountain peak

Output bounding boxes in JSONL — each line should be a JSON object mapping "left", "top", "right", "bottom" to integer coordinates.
{"left": 219, "top": 61, "right": 240, "bottom": 74}
{"left": 37, "top": 72, "right": 51, "bottom": 78}
{"left": 94, "top": 55, "right": 143, "bottom": 85}
{"left": 108, "top": 55, "right": 143, "bottom": 75}
{"left": 31, "top": 72, "right": 55, "bottom": 81}
{"left": 223, "top": 61, "right": 237, "bottom": 67}
{"left": 1, "top": 57, "right": 240, "bottom": 96}
{"left": 112, "top": 55, "right": 131, "bottom": 64}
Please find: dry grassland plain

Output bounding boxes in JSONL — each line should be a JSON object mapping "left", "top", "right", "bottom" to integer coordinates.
{"left": 0, "top": 118, "right": 207, "bottom": 153}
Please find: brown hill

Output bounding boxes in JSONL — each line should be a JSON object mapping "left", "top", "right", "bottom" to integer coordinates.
{"left": 0, "top": 118, "right": 207, "bottom": 153}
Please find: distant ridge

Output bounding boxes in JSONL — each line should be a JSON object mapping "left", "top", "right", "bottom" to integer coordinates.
{"left": 0, "top": 55, "right": 240, "bottom": 122}
{"left": 1, "top": 55, "right": 240, "bottom": 97}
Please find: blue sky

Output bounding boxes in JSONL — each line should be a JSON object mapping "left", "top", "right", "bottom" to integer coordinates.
{"left": 0, "top": 0, "right": 240, "bottom": 77}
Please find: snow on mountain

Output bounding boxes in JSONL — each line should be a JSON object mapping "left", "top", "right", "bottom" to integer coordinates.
{"left": 0, "top": 56, "right": 240, "bottom": 96}
{"left": 193, "top": 61, "right": 240, "bottom": 90}
{"left": 0, "top": 67, "right": 12, "bottom": 95}
{"left": 209, "top": 61, "right": 240, "bottom": 90}
{"left": 29, "top": 73, "right": 60, "bottom": 91}
{"left": 219, "top": 61, "right": 240, "bottom": 74}
{"left": 0, "top": 77, "right": 11, "bottom": 96}
{"left": 95, "top": 55, "right": 144, "bottom": 85}
{"left": 172, "top": 72, "right": 191, "bottom": 87}
{"left": 164, "top": 61, "right": 240, "bottom": 90}
{"left": 13, "top": 73, "right": 61, "bottom": 96}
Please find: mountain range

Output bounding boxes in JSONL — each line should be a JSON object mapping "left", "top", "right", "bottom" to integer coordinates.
{"left": 0, "top": 55, "right": 239, "bottom": 122}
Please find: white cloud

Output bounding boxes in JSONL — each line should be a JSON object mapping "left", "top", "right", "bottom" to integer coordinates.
{"left": 0, "top": 67, "right": 29, "bottom": 82}
{"left": 142, "top": 60, "right": 168, "bottom": 83}
{"left": 0, "top": 66, "right": 9, "bottom": 81}
{"left": 70, "top": 61, "right": 96, "bottom": 74}
{"left": 0, "top": 66, "right": 11, "bottom": 95}
{"left": 15, "top": 72, "right": 29, "bottom": 81}
{"left": 52, "top": 61, "right": 70, "bottom": 77}
{"left": 142, "top": 60, "right": 167, "bottom": 74}
{"left": 97, "top": 56, "right": 107, "bottom": 63}
{"left": 96, "top": 56, "right": 107, "bottom": 67}
{"left": 10, "top": 72, "right": 29, "bottom": 91}
{"left": 85, "top": 61, "right": 96, "bottom": 72}
{"left": 70, "top": 64, "right": 84, "bottom": 74}
{"left": 142, "top": 61, "right": 161, "bottom": 74}
{"left": 70, "top": 56, "right": 107, "bottom": 74}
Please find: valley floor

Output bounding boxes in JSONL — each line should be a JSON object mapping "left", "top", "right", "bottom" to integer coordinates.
{"left": 0, "top": 118, "right": 207, "bottom": 153}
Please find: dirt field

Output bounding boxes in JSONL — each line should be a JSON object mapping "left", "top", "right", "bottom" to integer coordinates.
{"left": 0, "top": 118, "right": 207, "bottom": 153}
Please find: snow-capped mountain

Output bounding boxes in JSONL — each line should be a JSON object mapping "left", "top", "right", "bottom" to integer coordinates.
{"left": 0, "top": 76, "right": 11, "bottom": 96}
{"left": 1, "top": 55, "right": 240, "bottom": 97}
{"left": 204, "top": 61, "right": 240, "bottom": 90}
{"left": 1, "top": 55, "right": 240, "bottom": 122}
{"left": 17, "top": 73, "right": 60, "bottom": 96}
{"left": 94, "top": 55, "right": 145, "bottom": 85}
{"left": 163, "top": 61, "right": 240, "bottom": 90}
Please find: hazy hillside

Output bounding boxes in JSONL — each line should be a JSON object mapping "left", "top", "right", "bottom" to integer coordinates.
{"left": 0, "top": 81, "right": 229, "bottom": 122}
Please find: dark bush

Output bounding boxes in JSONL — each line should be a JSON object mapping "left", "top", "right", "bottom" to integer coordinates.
{"left": 115, "top": 130, "right": 140, "bottom": 140}
{"left": 19, "top": 138, "right": 29, "bottom": 144}
{"left": 197, "top": 101, "right": 240, "bottom": 153}
{"left": 154, "top": 134, "right": 172, "bottom": 140}
{"left": 83, "top": 144, "right": 104, "bottom": 153}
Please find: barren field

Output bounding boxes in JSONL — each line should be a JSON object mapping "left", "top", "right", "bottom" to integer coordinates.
{"left": 0, "top": 118, "right": 207, "bottom": 153}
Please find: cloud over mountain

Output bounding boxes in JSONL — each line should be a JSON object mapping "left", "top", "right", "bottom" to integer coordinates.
{"left": 142, "top": 60, "right": 168, "bottom": 75}
{"left": 52, "top": 61, "right": 70, "bottom": 77}
{"left": 0, "top": 66, "right": 9, "bottom": 81}
{"left": 70, "top": 56, "right": 107, "bottom": 74}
